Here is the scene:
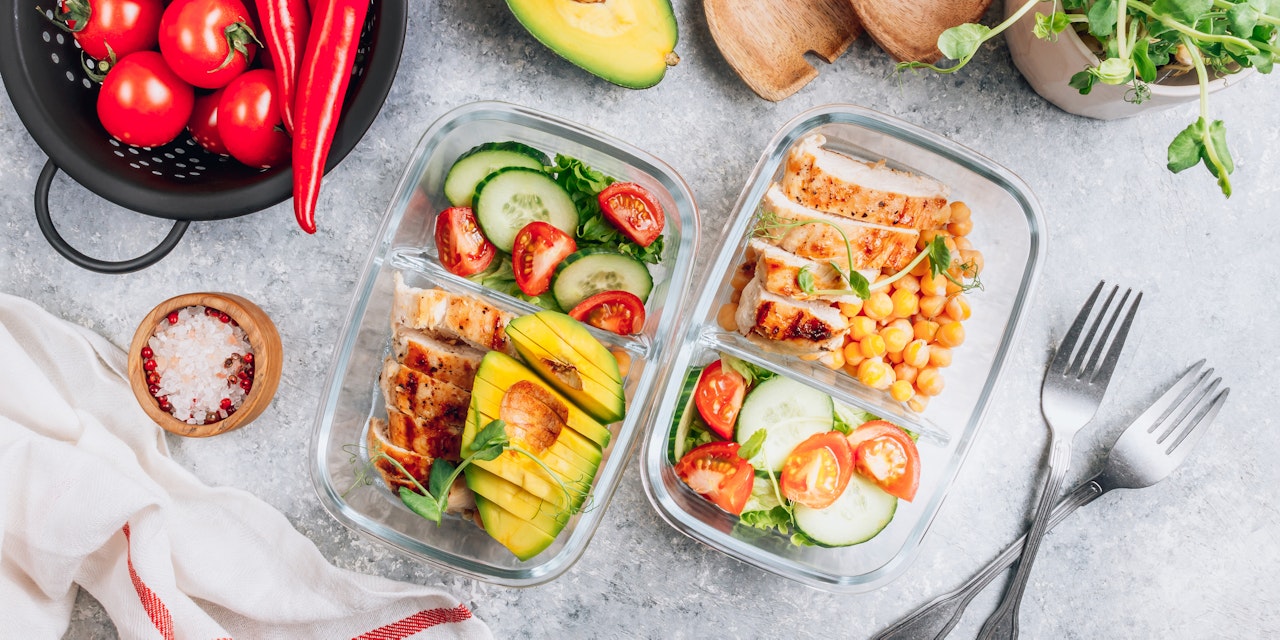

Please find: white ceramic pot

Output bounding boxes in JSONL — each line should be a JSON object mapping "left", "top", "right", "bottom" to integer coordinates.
{"left": 1003, "top": 0, "right": 1246, "bottom": 119}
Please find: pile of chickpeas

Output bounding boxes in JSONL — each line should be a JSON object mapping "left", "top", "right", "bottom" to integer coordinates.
{"left": 719, "top": 200, "right": 982, "bottom": 413}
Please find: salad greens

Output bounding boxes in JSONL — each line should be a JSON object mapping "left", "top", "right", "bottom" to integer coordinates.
{"left": 900, "top": 0, "right": 1280, "bottom": 197}
{"left": 547, "top": 155, "right": 665, "bottom": 265}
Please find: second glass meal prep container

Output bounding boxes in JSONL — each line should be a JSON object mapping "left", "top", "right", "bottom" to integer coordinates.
{"left": 639, "top": 104, "right": 1046, "bottom": 592}
{"left": 309, "top": 101, "right": 700, "bottom": 586}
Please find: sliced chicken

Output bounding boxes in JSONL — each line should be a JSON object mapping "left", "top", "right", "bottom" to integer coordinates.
{"left": 393, "top": 327, "right": 484, "bottom": 391}
{"left": 781, "top": 134, "right": 950, "bottom": 230}
{"left": 758, "top": 184, "right": 920, "bottom": 273}
{"left": 366, "top": 418, "right": 476, "bottom": 515}
{"left": 380, "top": 358, "right": 469, "bottom": 461}
{"left": 749, "top": 239, "right": 868, "bottom": 304}
{"left": 735, "top": 278, "right": 848, "bottom": 353}
{"left": 392, "top": 272, "right": 515, "bottom": 355}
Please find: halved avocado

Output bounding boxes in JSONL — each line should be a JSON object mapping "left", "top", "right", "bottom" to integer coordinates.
{"left": 507, "top": 312, "right": 625, "bottom": 425}
{"left": 463, "top": 409, "right": 591, "bottom": 511}
{"left": 476, "top": 349, "right": 614, "bottom": 447}
{"left": 505, "top": 0, "right": 679, "bottom": 89}
{"left": 474, "top": 495, "right": 557, "bottom": 561}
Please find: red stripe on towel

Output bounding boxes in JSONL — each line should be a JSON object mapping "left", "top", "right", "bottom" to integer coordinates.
{"left": 353, "top": 603, "right": 474, "bottom": 640}
{"left": 122, "top": 523, "right": 176, "bottom": 640}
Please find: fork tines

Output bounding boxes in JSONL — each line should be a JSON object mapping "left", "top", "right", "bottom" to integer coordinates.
{"left": 1127, "top": 360, "right": 1230, "bottom": 461}
{"left": 1051, "top": 281, "right": 1143, "bottom": 384}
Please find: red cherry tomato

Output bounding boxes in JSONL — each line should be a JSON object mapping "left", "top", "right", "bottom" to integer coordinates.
{"left": 674, "top": 441, "right": 754, "bottom": 516}
{"left": 434, "top": 207, "right": 496, "bottom": 277}
{"left": 97, "top": 51, "right": 194, "bottom": 148}
{"left": 187, "top": 88, "right": 228, "bottom": 155}
{"left": 846, "top": 420, "right": 921, "bottom": 502}
{"left": 568, "top": 290, "right": 646, "bottom": 336}
{"left": 217, "top": 69, "right": 290, "bottom": 168}
{"left": 598, "top": 182, "right": 665, "bottom": 247}
{"left": 53, "top": 0, "right": 164, "bottom": 61}
{"left": 511, "top": 221, "right": 576, "bottom": 297}
{"left": 693, "top": 360, "right": 745, "bottom": 440}
{"left": 779, "top": 431, "right": 855, "bottom": 509}
{"left": 158, "top": 0, "right": 258, "bottom": 89}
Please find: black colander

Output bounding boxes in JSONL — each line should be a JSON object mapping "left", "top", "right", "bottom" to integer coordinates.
{"left": 0, "top": 0, "right": 407, "bottom": 273}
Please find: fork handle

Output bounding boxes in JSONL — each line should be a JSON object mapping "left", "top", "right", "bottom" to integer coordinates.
{"left": 976, "top": 439, "right": 1074, "bottom": 640}
{"left": 871, "top": 477, "right": 1105, "bottom": 640}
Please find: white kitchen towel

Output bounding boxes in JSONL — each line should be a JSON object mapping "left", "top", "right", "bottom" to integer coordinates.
{"left": 0, "top": 293, "right": 492, "bottom": 640}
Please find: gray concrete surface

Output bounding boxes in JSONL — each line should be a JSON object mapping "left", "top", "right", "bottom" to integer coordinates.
{"left": 2, "top": 1, "right": 1278, "bottom": 638}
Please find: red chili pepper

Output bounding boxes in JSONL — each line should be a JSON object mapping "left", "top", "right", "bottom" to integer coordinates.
{"left": 291, "top": 0, "right": 367, "bottom": 234}
{"left": 255, "top": 0, "right": 309, "bottom": 134}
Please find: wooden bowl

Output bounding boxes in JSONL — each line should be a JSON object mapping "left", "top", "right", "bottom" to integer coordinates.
{"left": 851, "top": 0, "right": 993, "bottom": 63}
{"left": 127, "top": 293, "right": 283, "bottom": 437}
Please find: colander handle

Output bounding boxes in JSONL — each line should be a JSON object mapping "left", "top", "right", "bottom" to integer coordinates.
{"left": 34, "top": 160, "right": 191, "bottom": 274}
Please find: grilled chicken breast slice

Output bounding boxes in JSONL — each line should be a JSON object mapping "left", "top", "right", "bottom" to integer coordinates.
{"left": 392, "top": 272, "right": 516, "bottom": 355}
{"left": 749, "top": 239, "right": 869, "bottom": 304}
{"left": 735, "top": 278, "right": 848, "bottom": 353}
{"left": 380, "top": 358, "right": 469, "bottom": 462}
{"left": 781, "top": 134, "right": 950, "bottom": 230}
{"left": 367, "top": 418, "right": 476, "bottom": 514}
{"left": 759, "top": 184, "right": 920, "bottom": 273}
{"left": 393, "top": 327, "right": 484, "bottom": 391}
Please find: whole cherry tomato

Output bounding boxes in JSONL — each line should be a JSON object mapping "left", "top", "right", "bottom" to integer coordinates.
{"left": 97, "top": 51, "right": 194, "bottom": 148}
{"left": 158, "top": 0, "right": 259, "bottom": 89}
{"left": 187, "top": 88, "right": 229, "bottom": 156}
{"left": 52, "top": 0, "right": 164, "bottom": 61}
{"left": 217, "top": 69, "right": 290, "bottom": 168}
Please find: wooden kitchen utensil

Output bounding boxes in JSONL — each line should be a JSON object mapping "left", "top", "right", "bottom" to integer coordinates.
{"left": 851, "top": 0, "right": 993, "bottom": 63}
{"left": 705, "top": 0, "right": 862, "bottom": 102}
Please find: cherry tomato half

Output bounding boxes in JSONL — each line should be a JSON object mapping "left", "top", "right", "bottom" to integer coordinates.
{"left": 779, "top": 431, "right": 855, "bottom": 509}
{"left": 158, "top": 0, "right": 258, "bottom": 89}
{"left": 218, "top": 69, "right": 290, "bottom": 168}
{"left": 55, "top": 0, "right": 164, "bottom": 61}
{"left": 694, "top": 359, "right": 745, "bottom": 440}
{"left": 846, "top": 420, "right": 920, "bottom": 502}
{"left": 598, "top": 182, "right": 665, "bottom": 247}
{"left": 674, "top": 441, "right": 754, "bottom": 515}
{"left": 512, "top": 221, "right": 576, "bottom": 296}
{"left": 569, "top": 290, "right": 646, "bottom": 336}
{"left": 434, "top": 207, "right": 496, "bottom": 277}
{"left": 97, "top": 51, "right": 194, "bottom": 148}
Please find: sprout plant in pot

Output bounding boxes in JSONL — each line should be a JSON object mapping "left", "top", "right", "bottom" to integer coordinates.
{"left": 901, "top": 0, "right": 1280, "bottom": 197}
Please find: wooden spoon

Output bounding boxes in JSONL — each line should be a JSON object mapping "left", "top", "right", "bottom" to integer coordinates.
{"left": 705, "top": 0, "right": 862, "bottom": 102}
{"left": 850, "top": 0, "right": 993, "bottom": 63}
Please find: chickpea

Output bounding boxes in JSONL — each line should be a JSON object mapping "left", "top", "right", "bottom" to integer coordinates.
{"left": 960, "top": 249, "right": 985, "bottom": 276}
{"left": 842, "top": 341, "right": 862, "bottom": 364}
{"left": 953, "top": 236, "right": 974, "bottom": 252}
{"left": 936, "top": 321, "right": 966, "bottom": 348}
{"left": 890, "top": 380, "right": 916, "bottom": 402}
{"left": 919, "top": 294, "right": 947, "bottom": 318}
{"left": 903, "top": 339, "right": 931, "bottom": 368}
{"left": 947, "top": 218, "right": 973, "bottom": 237}
{"left": 889, "top": 318, "right": 914, "bottom": 334}
{"left": 860, "top": 334, "right": 887, "bottom": 358}
{"left": 891, "top": 288, "right": 920, "bottom": 318}
{"left": 838, "top": 299, "right": 864, "bottom": 318}
{"left": 894, "top": 274, "right": 921, "bottom": 293}
{"left": 730, "top": 265, "right": 752, "bottom": 290}
{"left": 910, "top": 260, "right": 932, "bottom": 277}
{"left": 908, "top": 395, "right": 930, "bottom": 412}
{"left": 949, "top": 201, "right": 972, "bottom": 223}
{"left": 730, "top": 289, "right": 741, "bottom": 304}
{"left": 893, "top": 363, "right": 919, "bottom": 384}
{"left": 920, "top": 272, "right": 947, "bottom": 297}
{"left": 843, "top": 360, "right": 862, "bottom": 379}
{"left": 916, "top": 367, "right": 946, "bottom": 396}
{"left": 913, "top": 319, "right": 940, "bottom": 342}
{"left": 887, "top": 350, "right": 905, "bottom": 364}
{"left": 929, "top": 345, "right": 953, "bottom": 368}
{"left": 945, "top": 295, "right": 972, "bottom": 322}
{"left": 857, "top": 358, "right": 894, "bottom": 390}
{"left": 850, "top": 316, "right": 878, "bottom": 340}
{"left": 881, "top": 326, "right": 912, "bottom": 354}
{"left": 864, "top": 291, "right": 893, "bottom": 321}
{"left": 717, "top": 303, "right": 738, "bottom": 332}
{"left": 824, "top": 348, "right": 846, "bottom": 371}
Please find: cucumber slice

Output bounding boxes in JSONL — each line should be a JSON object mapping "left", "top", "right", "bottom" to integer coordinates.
{"left": 793, "top": 473, "right": 898, "bottom": 547}
{"left": 552, "top": 249, "right": 653, "bottom": 311}
{"left": 473, "top": 167, "right": 579, "bottom": 252}
{"left": 735, "top": 376, "right": 834, "bottom": 472}
{"left": 444, "top": 142, "right": 549, "bottom": 207}
{"left": 668, "top": 365, "right": 705, "bottom": 463}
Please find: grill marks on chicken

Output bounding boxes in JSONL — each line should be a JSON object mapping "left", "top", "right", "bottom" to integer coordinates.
{"left": 759, "top": 185, "right": 919, "bottom": 273}
{"left": 392, "top": 272, "right": 516, "bottom": 356}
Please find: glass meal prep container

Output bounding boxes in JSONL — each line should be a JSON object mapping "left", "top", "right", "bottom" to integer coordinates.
{"left": 309, "top": 101, "right": 699, "bottom": 586}
{"left": 639, "top": 104, "right": 1045, "bottom": 592}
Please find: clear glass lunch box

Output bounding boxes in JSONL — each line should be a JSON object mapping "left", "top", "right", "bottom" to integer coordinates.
{"left": 308, "top": 101, "right": 699, "bottom": 586}
{"left": 638, "top": 104, "right": 1046, "bottom": 592}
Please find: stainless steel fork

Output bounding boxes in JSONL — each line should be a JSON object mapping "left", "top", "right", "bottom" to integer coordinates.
{"left": 873, "top": 360, "right": 1229, "bottom": 640}
{"left": 976, "top": 281, "right": 1141, "bottom": 640}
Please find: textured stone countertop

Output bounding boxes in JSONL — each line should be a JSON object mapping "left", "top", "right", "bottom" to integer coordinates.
{"left": 2, "top": 1, "right": 1278, "bottom": 638}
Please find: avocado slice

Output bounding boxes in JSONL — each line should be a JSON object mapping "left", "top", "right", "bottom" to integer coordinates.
{"left": 475, "top": 350, "right": 614, "bottom": 447}
{"left": 507, "top": 312, "right": 625, "bottom": 425}
{"left": 466, "top": 465, "right": 571, "bottom": 538}
{"left": 505, "top": 0, "right": 679, "bottom": 89}
{"left": 474, "top": 495, "right": 557, "bottom": 561}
